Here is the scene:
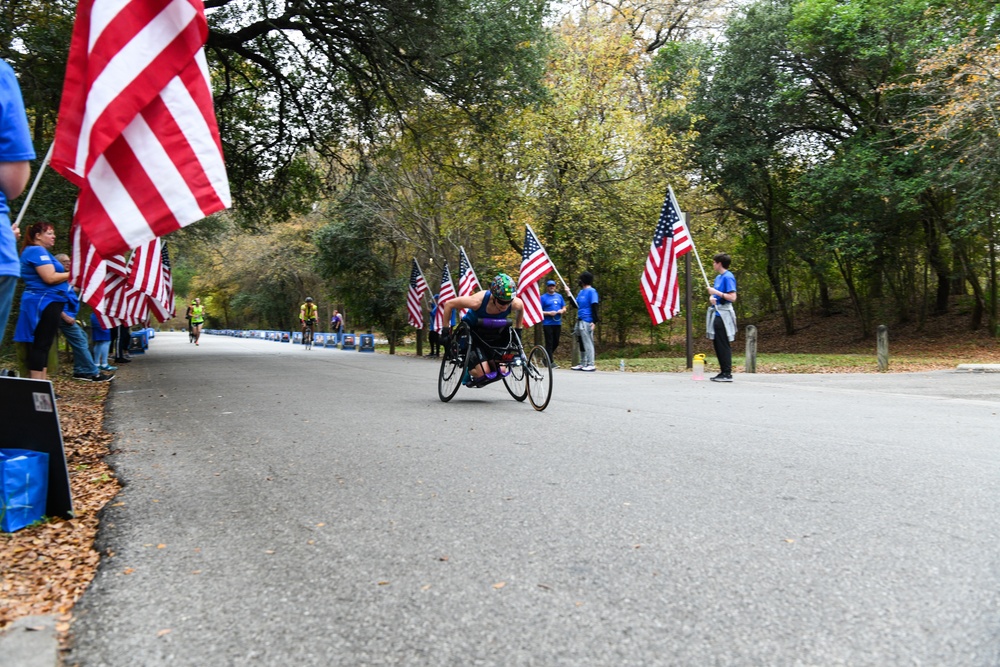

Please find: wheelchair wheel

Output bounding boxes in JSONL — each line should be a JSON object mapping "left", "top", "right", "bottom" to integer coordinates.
{"left": 502, "top": 353, "right": 528, "bottom": 402}
{"left": 438, "top": 324, "right": 471, "bottom": 402}
{"left": 526, "top": 346, "right": 552, "bottom": 411}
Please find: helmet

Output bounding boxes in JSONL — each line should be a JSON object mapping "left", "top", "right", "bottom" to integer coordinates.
{"left": 305, "top": 297, "right": 313, "bottom": 302}
{"left": 490, "top": 273, "right": 515, "bottom": 302}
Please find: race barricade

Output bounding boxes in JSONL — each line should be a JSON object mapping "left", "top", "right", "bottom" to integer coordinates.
{"left": 129, "top": 329, "right": 149, "bottom": 354}
{"left": 340, "top": 333, "right": 356, "bottom": 351}
{"left": 358, "top": 334, "right": 375, "bottom": 352}
{"left": 325, "top": 333, "right": 339, "bottom": 347}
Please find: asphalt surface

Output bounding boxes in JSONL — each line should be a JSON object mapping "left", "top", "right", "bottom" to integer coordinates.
{"left": 24, "top": 333, "right": 1000, "bottom": 665}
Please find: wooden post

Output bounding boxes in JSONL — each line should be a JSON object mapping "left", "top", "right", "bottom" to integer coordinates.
{"left": 416, "top": 328, "right": 424, "bottom": 357}
{"left": 745, "top": 325, "right": 757, "bottom": 373}
{"left": 876, "top": 324, "right": 889, "bottom": 371}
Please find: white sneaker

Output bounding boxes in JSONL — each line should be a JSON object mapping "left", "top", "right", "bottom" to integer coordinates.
{"left": 582, "top": 365, "right": 596, "bottom": 372}
{"left": 570, "top": 365, "right": 583, "bottom": 370}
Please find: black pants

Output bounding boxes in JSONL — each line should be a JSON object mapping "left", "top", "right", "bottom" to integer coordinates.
{"left": 543, "top": 324, "right": 561, "bottom": 361}
{"left": 429, "top": 330, "right": 439, "bottom": 355}
{"left": 713, "top": 316, "right": 732, "bottom": 375}
{"left": 115, "top": 324, "right": 131, "bottom": 359}
{"left": 28, "top": 301, "right": 65, "bottom": 371}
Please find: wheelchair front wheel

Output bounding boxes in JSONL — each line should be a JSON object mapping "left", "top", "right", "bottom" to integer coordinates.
{"left": 438, "top": 325, "right": 471, "bottom": 402}
{"left": 502, "top": 354, "right": 528, "bottom": 402}
{"left": 526, "top": 346, "right": 552, "bottom": 411}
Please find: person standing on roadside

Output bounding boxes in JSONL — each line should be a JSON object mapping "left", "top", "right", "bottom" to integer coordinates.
{"left": 0, "top": 60, "right": 35, "bottom": 376}
{"left": 571, "top": 271, "right": 599, "bottom": 372}
{"left": 330, "top": 309, "right": 343, "bottom": 335}
{"left": 428, "top": 294, "right": 440, "bottom": 357}
{"left": 13, "top": 222, "right": 68, "bottom": 380}
{"left": 706, "top": 252, "right": 737, "bottom": 382}
{"left": 540, "top": 279, "right": 566, "bottom": 367}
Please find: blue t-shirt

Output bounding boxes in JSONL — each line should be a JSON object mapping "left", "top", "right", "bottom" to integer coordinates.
{"left": 540, "top": 291, "right": 565, "bottom": 325}
{"left": 21, "top": 246, "right": 66, "bottom": 293}
{"left": 713, "top": 270, "right": 737, "bottom": 316}
{"left": 575, "top": 286, "right": 599, "bottom": 323}
{"left": 0, "top": 60, "right": 37, "bottom": 277}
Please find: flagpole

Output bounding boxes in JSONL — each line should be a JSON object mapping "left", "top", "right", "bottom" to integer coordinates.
{"left": 12, "top": 142, "right": 54, "bottom": 230}
{"left": 525, "top": 223, "right": 578, "bottom": 307}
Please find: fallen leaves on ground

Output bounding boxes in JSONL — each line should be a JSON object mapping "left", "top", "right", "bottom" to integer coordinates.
{"left": 0, "top": 378, "right": 120, "bottom": 630}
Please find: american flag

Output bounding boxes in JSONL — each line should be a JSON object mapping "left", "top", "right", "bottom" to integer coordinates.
{"left": 641, "top": 186, "right": 693, "bottom": 324}
{"left": 51, "top": 0, "right": 231, "bottom": 258}
{"left": 433, "top": 261, "right": 457, "bottom": 331}
{"left": 148, "top": 241, "right": 175, "bottom": 322}
{"left": 457, "top": 246, "right": 481, "bottom": 319}
{"left": 515, "top": 225, "right": 555, "bottom": 328}
{"left": 406, "top": 258, "right": 429, "bottom": 328}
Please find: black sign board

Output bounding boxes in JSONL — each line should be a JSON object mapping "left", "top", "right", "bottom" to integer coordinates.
{"left": 0, "top": 377, "right": 74, "bottom": 519}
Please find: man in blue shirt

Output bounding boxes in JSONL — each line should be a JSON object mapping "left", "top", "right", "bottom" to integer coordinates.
{"left": 571, "top": 271, "right": 599, "bottom": 372}
{"left": 539, "top": 279, "right": 566, "bottom": 367}
{"left": 707, "top": 252, "right": 737, "bottom": 382}
{"left": 0, "top": 60, "right": 36, "bottom": 376}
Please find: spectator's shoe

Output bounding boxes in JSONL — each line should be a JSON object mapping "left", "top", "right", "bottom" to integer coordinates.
{"left": 570, "top": 365, "right": 583, "bottom": 371}
{"left": 581, "top": 365, "right": 596, "bottom": 372}
{"left": 114, "top": 357, "right": 131, "bottom": 364}
{"left": 710, "top": 373, "right": 733, "bottom": 382}
{"left": 100, "top": 364, "right": 118, "bottom": 371}
{"left": 93, "top": 372, "right": 115, "bottom": 382}
{"left": 551, "top": 363, "right": 560, "bottom": 369}
{"left": 73, "top": 372, "right": 97, "bottom": 381}
{"left": 0, "top": 368, "right": 18, "bottom": 377}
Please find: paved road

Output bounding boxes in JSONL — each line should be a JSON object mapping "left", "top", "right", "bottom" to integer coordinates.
{"left": 64, "top": 333, "right": 1000, "bottom": 666}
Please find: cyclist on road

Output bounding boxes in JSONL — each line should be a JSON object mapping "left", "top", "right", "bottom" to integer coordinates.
{"left": 440, "top": 273, "right": 524, "bottom": 386}
{"left": 300, "top": 297, "right": 318, "bottom": 346}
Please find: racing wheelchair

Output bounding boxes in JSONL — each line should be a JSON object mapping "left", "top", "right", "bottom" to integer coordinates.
{"left": 437, "top": 318, "right": 553, "bottom": 411}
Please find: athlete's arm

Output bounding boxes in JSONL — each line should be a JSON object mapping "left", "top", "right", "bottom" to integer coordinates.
{"left": 440, "top": 293, "right": 481, "bottom": 329}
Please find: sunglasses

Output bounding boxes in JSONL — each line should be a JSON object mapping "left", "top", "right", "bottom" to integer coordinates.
{"left": 492, "top": 295, "right": 512, "bottom": 306}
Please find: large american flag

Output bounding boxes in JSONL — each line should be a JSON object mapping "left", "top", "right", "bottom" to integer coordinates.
{"left": 433, "top": 261, "right": 457, "bottom": 332}
{"left": 641, "top": 186, "right": 692, "bottom": 324}
{"left": 51, "top": 0, "right": 231, "bottom": 258}
{"left": 406, "top": 258, "right": 429, "bottom": 328}
{"left": 515, "top": 225, "right": 555, "bottom": 328}
{"left": 71, "top": 221, "right": 107, "bottom": 308}
{"left": 457, "top": 246, "right": 481, "bottom": 319}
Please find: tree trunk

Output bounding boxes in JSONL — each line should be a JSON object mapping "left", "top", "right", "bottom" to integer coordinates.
{"left": 924, "top": 217, "right": 950, "bottom": 316}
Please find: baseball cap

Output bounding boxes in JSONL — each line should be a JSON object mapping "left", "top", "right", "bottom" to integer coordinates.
{"left": 546, "top": 280, "right": 556, "bottom": 286}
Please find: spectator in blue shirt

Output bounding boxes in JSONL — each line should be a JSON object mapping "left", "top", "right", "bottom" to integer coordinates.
{"left": 539, "top": 279, "right": 566, "bottom": 367}
{"left": 706, "top": 252, "right": 737, "bottom": 382}
{"left": 0, "top": 60, "right": 36, "bottom": 376}
{"left": 571, "top": 271, "right": 599, "bottom": 372}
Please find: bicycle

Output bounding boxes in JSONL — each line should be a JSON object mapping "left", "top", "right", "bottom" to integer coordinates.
{"left": 302, "top": 322, "right": 314, "bottom": 350}
{"left": 438, "top": 318, "right": 553, "bottom": 411}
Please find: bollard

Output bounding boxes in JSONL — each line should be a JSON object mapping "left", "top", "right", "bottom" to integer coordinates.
{"left": 745, "top": 325, "right": 757, "bottom": 373}
{"left": 877, "top": 324, "right": 889, "bottom": 371}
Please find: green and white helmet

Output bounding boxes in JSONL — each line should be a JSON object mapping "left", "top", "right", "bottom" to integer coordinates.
{"left": 490, "top": 273, "right": 516, "bottom": 302}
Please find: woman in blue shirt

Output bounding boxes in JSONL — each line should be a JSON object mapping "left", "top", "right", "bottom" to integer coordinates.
{"left": 13, "top": 222, "right": 69, "bottom": 379}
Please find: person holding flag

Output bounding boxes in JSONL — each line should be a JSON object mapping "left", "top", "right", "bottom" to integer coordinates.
{"left": 706, "top": 253, "right": 737, "bottom": 382}
{"left": 540, "top": 279, "right": 566, "bottom": 367}
{"left": 0, "top": 59, "right": 35, "bottom": 375}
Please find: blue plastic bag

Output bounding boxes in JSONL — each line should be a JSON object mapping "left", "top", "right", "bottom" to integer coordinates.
{"left": 0, "top": 449, "right": 49, "bottom": 532}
